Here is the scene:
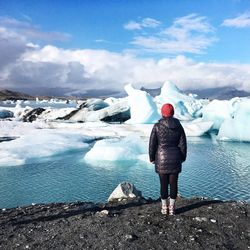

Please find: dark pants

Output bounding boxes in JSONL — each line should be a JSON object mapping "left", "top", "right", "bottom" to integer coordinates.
{"left": 159, "top": 173, "right": 179, "bottom": 199}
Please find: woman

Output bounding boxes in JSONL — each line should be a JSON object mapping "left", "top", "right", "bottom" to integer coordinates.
{"left": 149, "top": 103, "right": 187, "bottom": 215}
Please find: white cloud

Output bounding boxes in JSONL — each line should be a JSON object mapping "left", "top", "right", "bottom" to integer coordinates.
{"left": 222, "top": 12, "right": 250, "bottom": 28}
{"left": 1, "top": 44, "right": 250, "bottom": 95}
{"left": 124, "top": 17, "right": 161, "bottom": 30}
{"left": 0, "top": 15, "right": 250, "bottom": 96}
{"left": 0, "top": 17, "right": 71, "bottom": 42}
{"left": 129, "top": 14, "right": 217, "bottom": 54}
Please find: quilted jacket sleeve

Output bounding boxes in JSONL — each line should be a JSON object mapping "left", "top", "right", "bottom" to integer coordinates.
{"left": 149, "top": 124, "right": 158, "bottom": 162}
{"left": 178, "top": 126, "right": 187, "bottom": 162}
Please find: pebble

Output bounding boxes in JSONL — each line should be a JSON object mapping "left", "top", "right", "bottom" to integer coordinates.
{"left": 194, "top": 217, "right": 207, "bottom": 222}
{"left": 210, "top": 219, "right": 217, "bottom": 223}
{"left": 32, "top": 203, "right": 36, "bottom": 206}
{"left": 125, "top": 234, "right": 137, "bottom": 241}
{"left": 96, "top": 210, "right": 109, "bottom": 216}
{"left": 2, "top": 208, "right": 6, "bottom": 211}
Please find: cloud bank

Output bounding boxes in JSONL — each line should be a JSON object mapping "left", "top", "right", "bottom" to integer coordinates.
{"left": 0, "top": 16, "right": 250, "bottom": 96}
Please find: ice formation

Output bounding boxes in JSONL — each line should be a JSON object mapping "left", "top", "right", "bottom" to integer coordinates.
{"left": 84, "top": 136, "right": 147, "bottom": 162}
{"left": 124, "top": 84, "right": 160, "bottom": 124}
{"left": 0, "top": 109, "right": 14, "bottom": 119}
{"left": 155, "top": 81, "right": 205, "bottom": 120}
{"left": 201, "top": 98, "right": 240, "bottom": 130}
{"left": 0, "top": 80, "right": 250, "bottom": 170}
{"left": 217, "top": 99, "right": 250, "bottom": 142}
{"left": 0, "top": 128, "right": 90, "bottom": 167}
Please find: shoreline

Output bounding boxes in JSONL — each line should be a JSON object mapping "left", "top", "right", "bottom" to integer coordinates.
{"left": 0, "top": 197, "right": 249, "bottom": 249}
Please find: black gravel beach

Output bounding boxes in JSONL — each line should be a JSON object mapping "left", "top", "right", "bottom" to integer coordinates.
{"left": 0, "top": 197, "right": 249, "bottom": 250}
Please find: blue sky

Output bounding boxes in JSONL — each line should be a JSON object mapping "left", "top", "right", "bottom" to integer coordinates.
{"left": 0, "top": 0, "right": 250, "bottom": 95}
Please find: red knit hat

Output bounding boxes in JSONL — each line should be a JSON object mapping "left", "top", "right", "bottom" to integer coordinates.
{"left": 161, "top": 103, "right": 174, "bottom": 117}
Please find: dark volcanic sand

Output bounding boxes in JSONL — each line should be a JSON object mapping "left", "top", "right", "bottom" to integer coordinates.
{"left": 0, "top": 197, "right": 249, "bottom": 250}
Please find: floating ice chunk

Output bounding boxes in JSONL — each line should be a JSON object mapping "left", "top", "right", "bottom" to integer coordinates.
{"left": 70, "top": 100, "right": 129, "bottom": 122}
{"left": 78, "top": 98, "right": 109, "bottom": 111}
{"left": 201, "top": 98, "right": 240, "bottom": 130}
{"left": 124, "top": 84, "right": 160, "bottom": 124}
{"left": 36, "top": 108, "right": 76, "bottom": 121}
{"left": 84, "top": 136, "right": 147, "bottom": 162}
{"left": 0, "top": 109, "right": 14, "bottom": 119}
{"left": 218, "top": 99, "right": 250, "bottom": 142}
{"left": 182, "top": 119, "right": 214, "bottom": 137}
{"left": 155, "top": 81, "right": 205, "bottom": 120}
{"left": 0, "top": 129, "right": 90, "bottom": 167}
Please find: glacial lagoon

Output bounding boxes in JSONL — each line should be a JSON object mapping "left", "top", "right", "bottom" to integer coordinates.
{"left": 0, "top": 136, "right": 249, "bottom": 209}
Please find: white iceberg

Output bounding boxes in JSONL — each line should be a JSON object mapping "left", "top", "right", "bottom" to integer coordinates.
{"left": 217, "top": 99, "right": 250, "bottom": 142}
{"left": 201, "top": 98, "right": 240, "bottom": 130}
{"left": 84, "top": 136, "right": 147, "bottom": 162}
{"left": 155, "top": 81, "right": 205, "bottom": 120}
{"left": 182, "top": 119, "right": 213, "bottom": 137}
{"left": 0, "top": 127, "right": 91, "bottom": 167}
{"left": 124, "top": 84, "right": 160, "bottom": 124}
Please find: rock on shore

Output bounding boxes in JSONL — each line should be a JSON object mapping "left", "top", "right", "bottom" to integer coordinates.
{"left": 0, "top": 197, "right": 249, "bottom": 250}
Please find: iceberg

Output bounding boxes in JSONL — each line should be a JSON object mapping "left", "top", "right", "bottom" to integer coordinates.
{"left": 0, "top": 109, "right": 14, "bottom": 119}
{"left": 124, "top": 84, "right": 160, "bottom": 124}
{"left": 155, "top": 81, "right": 205, "bottom": 120}
{"left": 69, "top": 99, "right": 130, "bottom": 123}
{"left": 84, "top": 136, "right": 147, "bottom": 162}
{"left": 201, "top": 98, "right": 240, "bottom": 130}
{"left": 181, "top": 119, "right": 213, "bottom": 137}
{"left": 0, "top": 128, "right": 90, "bottom": 167}
{"left": 217, "top": 99, "right": 250, "bottom": 142}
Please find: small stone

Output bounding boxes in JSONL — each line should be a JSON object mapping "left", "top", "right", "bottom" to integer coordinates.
{"left": 2, "top": 208, "right": 6, "bottom": 211}
{"left": 25, "top": 245, "right": 29, "bottom": 249}
{"left": 173, "top": 241, "right": 177, "bottom": 244}
{"left": 210, "top": 219, "right": 216, "bottom": 223}
{"left": 208, "top": 206, "right": 213, "bottom": 209}
{"left": 197, "top": 229, "right": 202, "bottom": 233}
{"left": 176, "top": 218, "right": 180, "bottom": 222}
{"left": 125, "top": 234, "right": 137, "bottom": 241}
{"left": 194, "top": 217, "right": 207, "bottom": 222}
{"left": 99, "top": 210, "right": 109, "bottom": 216}
{"left": 32, "top": 203, "right": 36, "bottom": 206}
{"left": 159, "top": 232, "right": 163, "bottom": 235}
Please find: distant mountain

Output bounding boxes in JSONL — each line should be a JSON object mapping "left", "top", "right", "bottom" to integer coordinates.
{"left": 187, "top": 87, "right": 250, "bottom": 100}
{"left": 140, "top": 87, "right": 161, "bottom": 97}
{"left": 141, "top": 86, "right": 250, "bottom": 100}
{"left": 0, "top": 89, "right": 34, "bottom": 101}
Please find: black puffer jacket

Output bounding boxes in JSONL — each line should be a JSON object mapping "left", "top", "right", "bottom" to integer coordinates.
{"left": 149, "top": 117, "right": 187, "bottom": 174}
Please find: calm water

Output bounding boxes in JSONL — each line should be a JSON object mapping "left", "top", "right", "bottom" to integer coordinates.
{"left": 0, "top": 137, "right": 249, "bottom": 208}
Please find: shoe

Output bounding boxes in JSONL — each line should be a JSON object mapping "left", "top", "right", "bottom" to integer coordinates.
{"left": 161, "top": 205, "right": 168, "bottom": 215}
{"left": 169, "top": 205, "right": 175, "bottom": 215}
